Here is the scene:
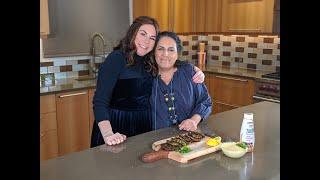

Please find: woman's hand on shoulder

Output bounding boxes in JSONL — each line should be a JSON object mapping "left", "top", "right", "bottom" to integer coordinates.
{"left": 192, "top": 66, "right": 205, "bottom": 84}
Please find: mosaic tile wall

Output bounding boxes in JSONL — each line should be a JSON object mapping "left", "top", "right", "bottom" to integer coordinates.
{"left": 179, "top": 34, "right": 280, "bottom": 72}
{"left": 40, "top": 56, "right": 105, "bottom": 80}
{"left": 40, "top": 34, "right": 280, "bottom": 80}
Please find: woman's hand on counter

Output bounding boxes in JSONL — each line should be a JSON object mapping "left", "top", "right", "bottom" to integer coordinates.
{"left": 103, "top": 132, "right": 127, "bottom": 145}
{"left": 178, "top": 114, "right": 201, "bottom": 131}
{"left": 98, "top": 120, "right": 127, "bottom": 145}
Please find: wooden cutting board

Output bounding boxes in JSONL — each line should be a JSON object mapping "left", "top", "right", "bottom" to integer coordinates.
{"left": 141, "top": 136, "right": 221, "bottom": 163}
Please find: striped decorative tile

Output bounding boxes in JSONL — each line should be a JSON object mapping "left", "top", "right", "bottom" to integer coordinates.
{"left": 53, "top": 60, "right": 67, "bottom": 66}
{"left": 47, "top": 66, "right": 60, "bottom": 73}
{"left": 66, "top": 71, "right": 78, "bottom": 78}
{"left": 54, "top": 72, "right": 67, "bottom": 79}
{"left": 40, "top": 67, "right": 48, "bottom": 74}
{"left": 66, "top": 60, "right": 78, "bottom": 65}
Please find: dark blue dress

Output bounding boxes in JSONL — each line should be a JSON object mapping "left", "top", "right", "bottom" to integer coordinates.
{"left": 91, "top": 50, "right": 153, "bottom": 147}
{"left": 150, "top": 63, "right": 212, "bottom": 130}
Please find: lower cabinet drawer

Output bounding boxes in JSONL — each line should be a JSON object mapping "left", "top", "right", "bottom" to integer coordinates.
{"left": 213, "top": 101, "right": 239, "bottom": 114}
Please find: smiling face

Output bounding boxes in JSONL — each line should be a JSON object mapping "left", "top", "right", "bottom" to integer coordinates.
{"left": 134, "top": 24, "right": 156, "bottom": 56}
{"left": 155, "top": 36, "right": 178, "bottom": 71}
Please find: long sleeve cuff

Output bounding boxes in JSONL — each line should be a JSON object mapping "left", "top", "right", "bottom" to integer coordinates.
{"left": 191, "top": 104, "right": 212, "bottom": 122}
{"left": 94, "top": 107, "right": 111, "bottom": 123}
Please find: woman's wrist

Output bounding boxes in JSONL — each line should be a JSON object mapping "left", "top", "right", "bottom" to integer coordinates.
{"left": 190, "top": 114, "right": 201, "bottom": 126}
{"left": 98, "top": 120, "right": 114, "bottom": 138}
{"left": 102, "top": 131, "right": 114, "bottom": 138}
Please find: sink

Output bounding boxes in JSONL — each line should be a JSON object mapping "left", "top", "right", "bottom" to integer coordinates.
{"left": 75, "top": 76, "right": 97, "bottom": 81}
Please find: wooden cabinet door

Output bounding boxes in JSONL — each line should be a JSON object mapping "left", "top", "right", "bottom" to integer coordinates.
{"left": 40, "top": 95, "right": 58, "bottom": 161}
{"left": 210, "top": 74, "right": 255, "bottom": 114}
{"left": 40, "top": 112, "right": 58, "bottom": 161}
{"left": 133, "top": 0, "right": 170, "bottom": 31}
{"left": 221, "top": 0, "right": 275, "bottom": 33}
{"left": 213, "top": 101, "right": 238, "bottom": 114}
{"left": 193, "top": 0, "right": 222, "bottom": 32}
{"left": 172, "top": 0, "right": 193, "bottom": 33}
{"left": 40, "top": 0, "right": 50, "bottom": 35}
{"left": 40, "top": 94, "right": 56, "bottom": 114}
{"left": 204, "top": 73, "right": 213, "bottom": 114}
{"left": 204, "top": 73, "right": 210, "bottom": 91}
{"left": 56, "top": 90, "right": 90, "bottom": 156}
{"left": 88, "top": 89, "right": 96, "bottom": 140}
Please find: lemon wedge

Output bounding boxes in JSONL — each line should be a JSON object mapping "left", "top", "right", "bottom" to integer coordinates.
{"left": 206, "top": 136, "right": 222, "bottom": 147}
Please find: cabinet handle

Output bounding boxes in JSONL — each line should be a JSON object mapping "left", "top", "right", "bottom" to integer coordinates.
{"left": 40, "top": 132, "right": 45, "bottom": 138}
{"left": 253, "top": 95, "right": 280, "bottom": 103}
{"left": 214, "top": 100, "right": 239, "bottom": 108}
{"left": 58, "top": 92, "right": 87, "bottom": 98}
{"left": 215, "top": 75, "right": 248, "bottom": 82}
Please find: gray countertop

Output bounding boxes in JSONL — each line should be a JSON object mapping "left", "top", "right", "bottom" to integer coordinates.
{"left": 40, "top": 65, "right": 277, "bottom": 95}
{"left": 40, "top": 101, "right": 280, "bottom": 180}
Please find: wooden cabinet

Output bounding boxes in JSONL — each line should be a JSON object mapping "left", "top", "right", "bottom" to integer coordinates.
{"left": 56, "top": 90, "right": 90, "bottom": 156}
{"left": 40, "top": 95, "right": 58, "bottom": 161}
{"left": 205, "top": 73, "right": 255, "bottom": 114}
{"left": 193, "top": 0, "right": 222, "bottom": 32}
{"left": 204, "top": 73, "right": 213, "bottom": 114}
{"left": 133, "top": 0, "right": 275, "bottom": 33}
{"left": 133, "top": 0, "right": 170, "bottom": 31}
{"left": 40, "top": 0, "right": 50, "bottom": 36}
{"left": 221, "top": 0, "right": 275, "bottom": 33}
{"left": 133, "top": 0, "right": 193, "bottom": 33}
{"left": 172, "top": 0, "right": 193, "bottom": 32}
{"left": 273, "top": 0, "right": 280, "bottom": 34}
{"left": 88, "top": 89, "right": 95, "bottom": 139}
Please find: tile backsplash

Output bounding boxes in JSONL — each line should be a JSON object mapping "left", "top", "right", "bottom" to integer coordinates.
{"left": 40, "top": 56, "right": 105, "bottom": 80}
{"left": 40, "top": 34, "right": 280, "bottom": 80}
{"left": 178, "top": 34, "right": 280, "bottom": 72}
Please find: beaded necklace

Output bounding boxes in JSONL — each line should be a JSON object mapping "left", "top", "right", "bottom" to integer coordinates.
{"left": 158, "top": 75, "right": 178, "bottom": 125}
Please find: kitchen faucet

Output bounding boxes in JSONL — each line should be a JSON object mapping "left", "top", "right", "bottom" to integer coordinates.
{"left": 90, "top": 32, "right": 106, "bottom": 78}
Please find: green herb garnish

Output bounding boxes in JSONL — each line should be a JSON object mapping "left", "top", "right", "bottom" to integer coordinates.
{"left": 236, "top": 142, "right": 248, "bottom": 149}
{"left": 236, "top": 142, "right": 247, "bottom": 149}
{"left": 179, "top": 146, "right": 191, "bottom": 154}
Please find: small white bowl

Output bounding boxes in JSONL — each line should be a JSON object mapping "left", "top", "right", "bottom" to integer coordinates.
{"left": 221, "top": 142, "right": 247, "bottom": 158}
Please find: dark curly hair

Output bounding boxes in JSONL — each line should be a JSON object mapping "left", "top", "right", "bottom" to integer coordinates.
{"left": 113, "top": 16, "right": 160, "bottom": 71}
{"left": 149, "top": 31, "right": 183, "bottom": 76}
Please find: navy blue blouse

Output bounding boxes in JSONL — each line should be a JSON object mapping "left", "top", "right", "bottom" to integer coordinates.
{"left": 150, "top": 63, "right": 212, "bottom": 130}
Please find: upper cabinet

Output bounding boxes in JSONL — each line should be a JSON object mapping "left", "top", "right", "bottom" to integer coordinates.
{"left": 273, "top": 0, "right": 280, "bottom": 34}
{"left": 172, "top": 0, "right": 193, "bottom": 32}
{"left": 133, "top": 0, "right": 276, "bottom": 33}
{"left": 194, "top": 0, "right": 222, "bottom": 32}
{"left": 133, "top": 0, "right": 170, "bottom": 31}
{"left": 133, "top": 0, "right": 193, "bottom": 33}
{"left": 221, "top": 0, "right": 275, "bottom": 33}
{"left": 40, "top": 0, "right": 50, "bottom": 36}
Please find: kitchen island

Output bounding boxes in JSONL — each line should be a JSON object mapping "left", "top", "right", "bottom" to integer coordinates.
{"left": 40, "top": 101, "right": 280, "bottom": 180}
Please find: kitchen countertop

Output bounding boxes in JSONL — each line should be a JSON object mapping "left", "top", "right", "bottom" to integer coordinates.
{"left": 201, "top": 65, "right": 274, "bottom": 79}
{"left": 40, "top": 101, "right": 280, "bottom": 180}
{"left": 40, "top": 77, "right": 97, "bottom": 96}
{"left": 40, "top": 65, "right": 277, "bottom": 95}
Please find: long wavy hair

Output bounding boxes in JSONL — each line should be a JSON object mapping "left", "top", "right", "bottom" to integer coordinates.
{"left": 114, "top": 16, "right": 160, "bottom": 70}
{"left": 149, "top": 31, "right": 183, "bottom": 76}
